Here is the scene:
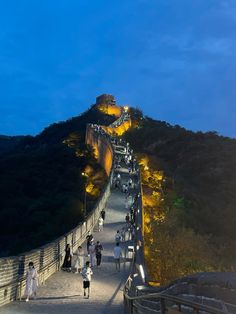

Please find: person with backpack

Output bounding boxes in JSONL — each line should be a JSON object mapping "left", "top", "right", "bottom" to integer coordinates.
{"left": 95, "top": 241, "right": 103, "bottom": 266}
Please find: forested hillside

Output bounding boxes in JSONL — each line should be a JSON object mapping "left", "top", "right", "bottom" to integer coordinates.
{"left": 0, "top": 135, "right": 25, "bottom": 154}
{"left": 124, "top": 112, "right": 236, "bottom": 283}
{"left": 0, "top": 105, "right": 115, "bottom": 256}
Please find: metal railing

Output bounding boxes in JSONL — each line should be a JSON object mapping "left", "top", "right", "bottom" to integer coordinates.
{"left": 123, "top": 276, "right": 230, "bottom": 314}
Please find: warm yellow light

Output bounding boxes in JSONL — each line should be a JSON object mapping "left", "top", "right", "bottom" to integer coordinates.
{"left": 123, "top": 106, "right": 129, "bottom": 112}
{"left": 86, "top": 182, "right": 94, "bottom": 193}
{"left": 97, "top": 104, "right": 121, "bottom": 117}
{"left": 148, "top": 281, "right": 160, "bottom": 287}
{"left": 139, "top": 157, "right": 149, "bottom": 168}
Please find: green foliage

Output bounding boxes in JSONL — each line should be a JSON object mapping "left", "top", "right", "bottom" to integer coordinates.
{"left": 0, "top": 105, "right": 111, "bottom": 256}
{"left": 155, "top": 221, "right": 214, "bottom": 284}
{"left": 124, "top": 113, "right": 236, "bottom": 274}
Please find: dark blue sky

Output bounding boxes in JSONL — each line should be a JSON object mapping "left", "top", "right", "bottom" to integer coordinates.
{"left": 0, "top": 0, "right": 235, "bottom": 137}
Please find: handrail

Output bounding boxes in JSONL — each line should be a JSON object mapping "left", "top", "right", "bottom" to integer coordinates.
{"left": 123, "top": 283, "right": 229, "bottom": 314}
{"left": 121, "top": 110, "right": 231, "bottom": 314}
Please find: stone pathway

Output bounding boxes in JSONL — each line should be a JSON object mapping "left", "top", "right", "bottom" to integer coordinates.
{"left": 0, "top": 174, "right": 132, "bottom": 314}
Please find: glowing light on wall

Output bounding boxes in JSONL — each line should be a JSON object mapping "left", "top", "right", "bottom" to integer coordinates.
{"left": 85, "top": 182, "right": 94, "bottom": 194}
{"left": 139, "top": 264, "right": 145, "bottom": 280}
{"left": 113, "top": 119, "right": 132, "bottom": 136}
{"left": 97, "top": 104, "right": 121, "bottom": 117}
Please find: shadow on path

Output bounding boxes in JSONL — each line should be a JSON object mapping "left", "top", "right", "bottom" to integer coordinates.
{"left": 102, "top": 279, "right": 124, "bottom": 314}
{"left": 35, "top": 294, "right": 80, "bottom": 301}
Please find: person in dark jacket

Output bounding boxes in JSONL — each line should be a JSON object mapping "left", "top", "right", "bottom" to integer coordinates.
{"left": 62, "top": 244, "right": 73, "bottom": 271}
{"left": 95, "top": 241, "right": 103, "bottom": 266}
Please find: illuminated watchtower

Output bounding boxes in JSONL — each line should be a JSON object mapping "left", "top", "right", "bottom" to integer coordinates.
{"left": 96, "top": 94, "right": 121, "bottom": 117}
{"left": 96, "top": 94, "right": 116, "bottom": 106}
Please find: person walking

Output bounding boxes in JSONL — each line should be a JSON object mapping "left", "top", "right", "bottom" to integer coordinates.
{"left": 122, "top": 183, "right": 126, "bottom": 193}
{"left": 62, "top": 244, "right": 73, "bottom": 272}
{"left": 100, "top": 209, "right": 106, "bottom": 221}
{"left": 74, "top": 246, "right": 85, "bottom": 273}
{"left": 121, "top": 227, "right": 126, "bottom": 242}
{"left": 95, "top": 241, "right": 103, "bottom": 267}
{"left": 128, "top": 178, "right": 133, "bottom": 188}
{"left": 88, "top": 241, "right": 96, "bottom": 267}
{"left": 86, "top": 233, "right": 94, "bottom": 255}
{"left": 98, "top": 216, "right": 104, "bottom": 232}
{"left": 115, "top": 230, "right": 121, "bottom": 244}
{"left": 113, "top": 243, "right": 122, "bottom": 272}
{"left": 81, "top": 261, "right": 93, "bottom": 298}
{"left": 24, "top": 262, "right": 38, "bottom": 302}
{"left": 125, "top": 213, "right": 130, "bottom": 225}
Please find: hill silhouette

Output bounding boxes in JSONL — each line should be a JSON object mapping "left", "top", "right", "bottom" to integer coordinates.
{"left": 0, "top": 105, "right": 115, "bottom": 256}
{"left": 1, "top": 101, "right": 235, "bottom": 280}
{"left": 124, "top": 111, "right": 236, "bottom": 281}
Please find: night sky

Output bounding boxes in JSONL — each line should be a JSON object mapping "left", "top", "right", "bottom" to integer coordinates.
{"left": 0, "top": 0, "right": 235, "bottom": 137}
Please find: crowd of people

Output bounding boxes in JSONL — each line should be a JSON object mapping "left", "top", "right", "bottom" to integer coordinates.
{"left": 23, "top": 118, "right": 143, "bottom": 302}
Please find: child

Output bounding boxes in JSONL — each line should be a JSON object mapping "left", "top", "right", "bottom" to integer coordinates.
{"left": 24, "top": 262, "right": 38, "bottom": 302}
{"left": 81, "top": 261, "right": 93, "bottom": 298}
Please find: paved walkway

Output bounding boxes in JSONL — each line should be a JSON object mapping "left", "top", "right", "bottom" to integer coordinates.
{"left": 0, "top": 167, "right": 133, "bottom": 314}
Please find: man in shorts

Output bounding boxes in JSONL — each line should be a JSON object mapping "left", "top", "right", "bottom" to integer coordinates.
{"left": 81, "top": 261, "right": 93, "bottom": 298}
{"left": 113, "top": 242, "right": 122, "bottom": 271}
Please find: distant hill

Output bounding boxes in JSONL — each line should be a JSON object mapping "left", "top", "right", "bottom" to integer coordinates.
{"left": 0, "top": 105, "right": 115, "bottom": 256}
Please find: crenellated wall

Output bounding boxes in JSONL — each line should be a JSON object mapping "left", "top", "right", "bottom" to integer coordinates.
{"left": 0, "top": 96, "right": 141, "bottom": 309}
{"left": 0, "top": 183, "right": 113, "bottom": 306}
{"left": 96, "top": 94, "right": 121, "bottom": 117}
{"left": 0, "top": 120, "right": 116, "bottom": 307}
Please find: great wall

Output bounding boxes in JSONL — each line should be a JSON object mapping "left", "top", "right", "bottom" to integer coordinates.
{"left": 0, "top": 95, "right": 235, "bottom": 314}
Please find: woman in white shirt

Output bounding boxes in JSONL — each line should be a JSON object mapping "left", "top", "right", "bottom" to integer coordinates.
{"left": 74, "top": 246, "right": 85, "bottom": 273}
{"left": 24, "top": 262, "right": 38, "bottom": 302}
{"left": 98, "top": 216, "right": 104, "bottom": 232}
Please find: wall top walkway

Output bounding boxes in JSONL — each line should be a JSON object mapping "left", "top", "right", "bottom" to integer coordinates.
{"left": 0, "top": 97, "right": 146, "bottom": 314}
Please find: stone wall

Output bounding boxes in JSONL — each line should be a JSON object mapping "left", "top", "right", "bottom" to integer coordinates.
{"left": 96, "top": 94, "right": 121, "bottom": 117}
{"left": 86, "top": 125, "right": 114, "bottom": 176}
{"left": 0, "top": 101, "right": 139, "bottom": 308}
{"left": 0, "top": 124, "right": 115, "bottom": 307}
